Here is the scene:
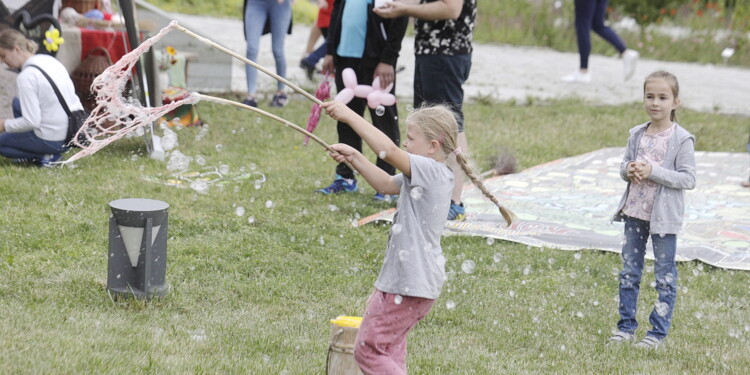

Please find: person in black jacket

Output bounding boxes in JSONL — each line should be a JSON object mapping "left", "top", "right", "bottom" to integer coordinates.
{"left": 316, "top": 0, "right": 407, "bottom": 201}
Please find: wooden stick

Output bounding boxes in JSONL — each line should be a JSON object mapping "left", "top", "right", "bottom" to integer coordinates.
{"left": 197, "top": 94, "right": 357, "bottom": 173}
{"left": 173, "top": 23, "right": 322, "bottom": 105}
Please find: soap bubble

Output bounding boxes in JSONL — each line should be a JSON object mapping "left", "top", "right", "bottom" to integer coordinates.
{"left": 195, "top": 155, "right": 206, "bottom": 166}
{"left": 445, "top": 301, "right": 456, "bottom": 310}
{"left": 655, "top": 302, "right": 670, "bottom": 317}
{"left": 219, "top": 164, "right": 230, "bottom": 175}
{"left": 190, "top": 180, "right": 209, "bottom": 194}
{"left": 394, "top": 295, "right": 403, "bottom": 305}
{"left": 486, "top": 237, "right": 495, "bottom": 245}
{"left": 378, "top": 151, "right": 386, "bottom": 159}
{"left": 375, "top": 105, "right": 385, "bottom": 116}
{"left": 493, "top": 252, "right": 503, "bottom": 263}
{"left": 461, "top": 260, "right": 476, "bottom": 274}
{"left": 247, "top": 216, "right": 255, "bottom": 224}
{"left": 235, "top": 206, "right": 245, "bottom": 216}
{"left": 410, "top": 187, "right": 424, "bottom": 200}
{"left": 265, "top": 200, "right": 274, "bottom": 208}
{"left": 391, "top": 223, "right": 403, "bottom": 234}
{"left": 215, "top": 144, "right": 224, "bottom": 152}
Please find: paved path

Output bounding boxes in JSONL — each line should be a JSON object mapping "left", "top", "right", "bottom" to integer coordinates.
{"left": 174, "top": 12, "right": 750, "bottom": 117}
{"left": 3, "top": 12, "right": 750, "bottom": 118}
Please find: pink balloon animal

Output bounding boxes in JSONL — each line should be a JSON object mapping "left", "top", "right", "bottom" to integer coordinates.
{"left": 333, "top": 68, "right": 396, "bottom": 109}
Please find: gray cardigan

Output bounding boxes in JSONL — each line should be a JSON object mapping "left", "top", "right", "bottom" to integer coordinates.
{"left": 612, "top": 122, "right": 696, "bottom": 234}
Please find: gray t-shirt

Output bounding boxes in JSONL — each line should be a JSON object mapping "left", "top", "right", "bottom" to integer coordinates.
{"left": 374, "top": 154, "right": 454, "bottom": 299}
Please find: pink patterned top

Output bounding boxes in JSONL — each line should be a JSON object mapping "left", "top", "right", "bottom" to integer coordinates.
{"left": 622, "top": 124, "right": 676, "bottom": 221}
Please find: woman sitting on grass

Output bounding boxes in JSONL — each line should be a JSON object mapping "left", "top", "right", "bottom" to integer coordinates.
{"left": 0, "top": 28, "right": 83, "bottom": 167}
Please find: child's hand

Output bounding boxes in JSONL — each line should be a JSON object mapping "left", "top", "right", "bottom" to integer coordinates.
{"left": 627, "top": 161, "right": 642, "bottom": 184}
{"left": 637, "top": 161, "right": 652, "bottom": 180}
{"left": 322, "top": 101, "right": 356, "bottom": 123}
{"left": 328, "top": 143, "right": 358, "bottom": 163}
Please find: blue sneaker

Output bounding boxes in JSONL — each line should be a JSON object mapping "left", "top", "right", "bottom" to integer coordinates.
{"left": 11, "top": 157, "right": 38, "bottom": 165}
{"left": 447, "top": 200, "right": 465, "bottom": 221}
{"left": 317, "top": 175, "right": 357, "bottom": 195}
{"left": 38, "top": 153, "right": 63, "bottom": 168}
{"left": 373, "top": 193, "right": 398, "bottom": 203}
{"left": 241, "top": 98, "right": 257, "bottom": 108}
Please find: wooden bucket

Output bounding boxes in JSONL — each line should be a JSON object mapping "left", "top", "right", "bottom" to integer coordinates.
{"left": 327, "top": 316, "right": 364, "bottom": 375}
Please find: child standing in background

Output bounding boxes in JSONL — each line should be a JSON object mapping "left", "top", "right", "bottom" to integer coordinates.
{"left": 322, "top": 100, "right": 512, "bottom": 374}
{"left": 610, "top": 71, "right": 696, "bottom": 349}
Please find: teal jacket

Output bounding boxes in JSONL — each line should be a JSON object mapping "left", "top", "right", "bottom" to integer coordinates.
{"left": 612, "top": 122, "right": 696, "bottom": 234}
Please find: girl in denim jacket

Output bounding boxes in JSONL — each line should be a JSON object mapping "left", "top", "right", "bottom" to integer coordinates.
{"left": 609, "top": 71, "right": 696, "bottom": 349}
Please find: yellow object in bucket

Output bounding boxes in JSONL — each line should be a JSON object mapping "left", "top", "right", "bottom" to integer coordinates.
{"left": 327, "top": 316, "right": 364, "bottom": 375}
{"left": 330, "top": 316, "right": 362, "bottom": 328}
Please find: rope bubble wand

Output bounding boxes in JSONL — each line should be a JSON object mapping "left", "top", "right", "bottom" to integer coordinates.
{"left": 63, "top": 21, "right": 352, "bottom": 169}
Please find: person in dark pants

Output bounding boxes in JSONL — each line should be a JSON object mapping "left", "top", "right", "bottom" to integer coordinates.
{"left": 561, "top": 0, "right": 639, "bottom": 83}
{"left": 317, "top": 0, "right": 408, "bottom": 202}
{"left": 375, "top": 0, "right": 474, "bottom": 220}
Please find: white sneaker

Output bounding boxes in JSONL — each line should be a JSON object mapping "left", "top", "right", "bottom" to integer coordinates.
{"left": 560, "top": 70, "right": 591, "bottom": 83}
{"left": 622, "top": 49, "right": 639, "bottom": 81}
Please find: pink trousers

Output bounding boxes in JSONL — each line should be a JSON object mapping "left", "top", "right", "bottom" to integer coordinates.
{"left": 354, "top": 290, "right": 436, "bottom": 375}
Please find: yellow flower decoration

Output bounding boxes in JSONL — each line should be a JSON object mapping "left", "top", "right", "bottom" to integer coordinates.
{"left": 43, "top": 28, "right": 64, "bottom": 52}
{"left": 166, "top": 46, "right": 176, "bottom": 56}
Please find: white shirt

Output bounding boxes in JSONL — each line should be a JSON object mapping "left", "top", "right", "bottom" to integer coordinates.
{"left": 4, "top": 54, "right": 83, "bottom": 141}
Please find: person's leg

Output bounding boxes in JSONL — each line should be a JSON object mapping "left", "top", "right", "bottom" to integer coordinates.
{"left": 269, "top": 0, "right": 292, "bottom": 93}
{"left": 573, "top": 0, "right": 595, "bottom": 70}
{"left": 305, "top": 25, "right": 322, "bottom": 56}
{"left": 244, "top": 0, "right": 269, "bottom": 100}
{"left": 334, "top": 57, "right": 366, "bottom": 180}
{"left": 646, "top": 232, "right": 678, "bottom": 340}
{"left": 0, "top": 131, "right": 65, "bottom": 160}
{"left": 360, "top": 59, "right": 399, "bottom": 176}
{"left": 617, "top": 216, "right": 649, "bottom": 334}
{"left": 12, "top": 97, "right": 22, "bottom": 118}
{"left": 354, "top": 290, "right": 435, "bottom": 375}
{"left": 591, "top": 0, "right": 626, "bottom": 54}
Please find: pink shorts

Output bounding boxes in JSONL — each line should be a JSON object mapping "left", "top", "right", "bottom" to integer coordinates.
{"left": 354, "top": 290, "right": 436, "bottom": 375}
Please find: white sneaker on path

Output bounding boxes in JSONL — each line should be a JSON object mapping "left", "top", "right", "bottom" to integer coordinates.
{"left": 560, "top": 70, "right": 591, "bottom": 83}
{"left": 623, "top": 49, "right": 639, "bottom": 81}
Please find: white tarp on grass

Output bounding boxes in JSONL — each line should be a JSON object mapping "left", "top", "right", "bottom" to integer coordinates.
{"left": 361, "top": 148, "right": 750, "bottom": 270}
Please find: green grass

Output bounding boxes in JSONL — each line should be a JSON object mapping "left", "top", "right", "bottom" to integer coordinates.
{"left": 1, "top": 97, "right": 749, "bottom": 373}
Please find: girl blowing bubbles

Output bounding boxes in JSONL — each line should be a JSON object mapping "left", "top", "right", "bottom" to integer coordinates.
{"left": 610, "top": 71, "right": 696, "bottom": 349}
{"left": 322, "top": 101, "right": 512, "bottom": 374}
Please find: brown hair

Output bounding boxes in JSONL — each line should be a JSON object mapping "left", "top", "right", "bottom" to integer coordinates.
{"left": 0, "top": 29, "right": 38, "bottom": 54}
{"left": 406, "top": 105, "right": 515, "bottom": 225}
{"left": 644, "top": 70, "right": 679, "bottom": 122}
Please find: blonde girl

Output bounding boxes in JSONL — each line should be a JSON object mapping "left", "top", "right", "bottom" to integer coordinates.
{"left": 322, "top": 100, "right": 512, "bottom": 374}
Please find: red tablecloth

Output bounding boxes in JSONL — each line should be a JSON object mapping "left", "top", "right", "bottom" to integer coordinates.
{"left": 57, "top": 25, "right": 132, "bottom": 72}
{"left": 79, "top": 27, "right": 131, "bottom": 64}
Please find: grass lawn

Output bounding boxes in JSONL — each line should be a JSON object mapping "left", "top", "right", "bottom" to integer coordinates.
{"left": 1, "top": 96, "right": 749, "bottom": 373}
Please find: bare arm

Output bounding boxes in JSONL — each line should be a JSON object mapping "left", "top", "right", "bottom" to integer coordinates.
{"left": 374, "top": 0, "right": 463, "bottom": 21}
{"left": 328, "top": 144, "right": 401, "bottom": 194}
{"left": 322, "top": 101, "right": 411, "bottom": 177}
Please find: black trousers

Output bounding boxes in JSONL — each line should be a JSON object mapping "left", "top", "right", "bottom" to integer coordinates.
{"left": 333, "top": 56, "right": 400, "bottom": 179}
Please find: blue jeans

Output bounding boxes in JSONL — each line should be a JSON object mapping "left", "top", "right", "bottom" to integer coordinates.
{"left": 244, "top": 0, "right": 292, "bottom": 94}
{"left": 414, "top": 54, "right": 472, "bottom": 132}
{"left": 0, "top": 96, "right": 66, "bottom": 160}
{"left": 617, "top": 216, "right": 678, "bottom": 340}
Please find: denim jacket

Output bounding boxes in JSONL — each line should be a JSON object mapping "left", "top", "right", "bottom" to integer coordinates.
{"left": 612, "top": 122, "right": 696, "bottom": 234}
